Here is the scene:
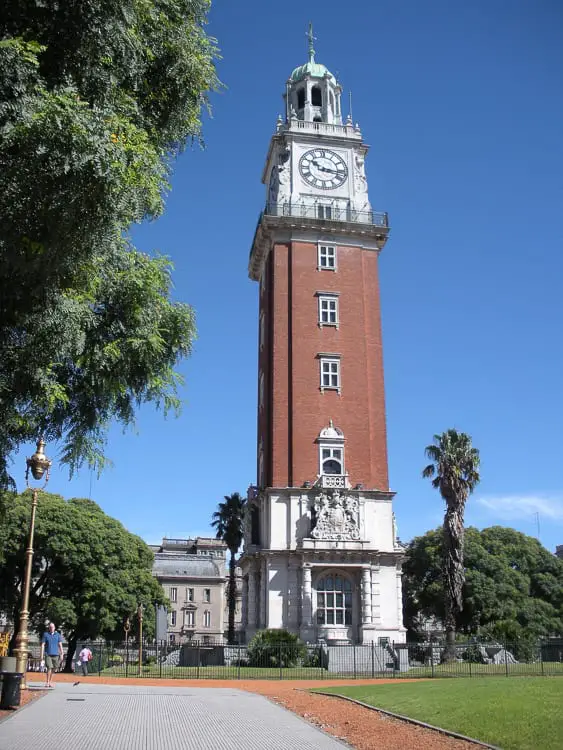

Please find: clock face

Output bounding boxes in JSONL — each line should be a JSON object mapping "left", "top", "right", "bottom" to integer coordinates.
{"left": 299, "top": 148, "right": 348, "bottom": 190}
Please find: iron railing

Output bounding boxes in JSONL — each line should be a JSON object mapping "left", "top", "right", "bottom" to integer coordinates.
{"left": 27, "top": 640, "right": 563, "bottom": 681}
{"left": 264, "top": 202, "right": 388, "bottom": 228}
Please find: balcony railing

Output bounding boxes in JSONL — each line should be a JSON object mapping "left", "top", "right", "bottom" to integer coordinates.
{"left": 318, "top": 474, "right": 349, "bottom": 490}
{"left": 264, "top": 202, "right": 388, "bottom": 228}
{"left": 279, "top": 119, "right": 362, "bottom": 139}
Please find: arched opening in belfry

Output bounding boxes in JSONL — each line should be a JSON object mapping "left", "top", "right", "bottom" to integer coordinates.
{"left": 313, "top": 116, "right": 322, "bottom": 123}
{"left": 297, "top": 88, "right": 305, "bottom": 110}
{"left": 311, "top": 85, "right": 322, "bottom": 107}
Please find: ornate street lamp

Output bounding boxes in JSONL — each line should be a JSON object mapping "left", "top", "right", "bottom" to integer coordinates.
{"left": 137, "top": 604, "right": 144, "bottom": 677}
{"left": 13, "top": 438, "right": 52, "bottom": 686}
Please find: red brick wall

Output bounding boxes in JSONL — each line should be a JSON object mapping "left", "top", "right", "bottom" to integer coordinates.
{"left": 257, "top": 239, "right": 389, "bottom": 492}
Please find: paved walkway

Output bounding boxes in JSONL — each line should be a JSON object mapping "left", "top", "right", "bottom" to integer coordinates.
{"left": 0, "top": 682, "right": 349, "bottom": 750}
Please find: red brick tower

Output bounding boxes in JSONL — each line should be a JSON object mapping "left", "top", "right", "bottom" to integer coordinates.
{"left": 241, "top": 29, "right": 404, "bottom": 647}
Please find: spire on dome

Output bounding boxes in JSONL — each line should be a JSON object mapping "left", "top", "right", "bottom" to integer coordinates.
{"left": 307, "top": 22, "right": 316, "bottom": 63}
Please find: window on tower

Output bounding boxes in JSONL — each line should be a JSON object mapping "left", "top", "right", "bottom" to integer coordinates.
{"left": 316, "top": 574, "right": 352, "bottom": 625}
{"left": 311, "top": 85, "right": 322, "bottom": 107}
{"left": 317, "top": 205, "right": 332, "bottom": 220}
{"left": 297, "top": 88, "right": 305, "bottom": 110}
{"left": 318, "top": 295, "right": 339, "bottom": 327}
{"left": 319, "top": 356, "right": 341, "bottom": 392}
{"left": 318, "top": 244, "right": 336, "bottom": 270}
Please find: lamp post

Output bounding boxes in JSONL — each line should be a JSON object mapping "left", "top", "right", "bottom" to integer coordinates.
{"left": 124, "top": 617, "right": 131, "bottom": 677}
{"left": 13, "top": 438, "right": 52, "bottom": 687}
{"left": 137, "top": 604, "right": 144, "bottom": 677}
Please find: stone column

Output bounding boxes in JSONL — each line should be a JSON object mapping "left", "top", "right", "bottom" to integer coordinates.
{"left": 247, "top": 570, "right": 257, "bottom": 628}
{"left": 361, "top": 566, "right": 372, "bottom": 625}
{"left": 260, "top": 558, "right": 268, "bottom": 628}
{"left": 371, "top": 563, "right": 381, "bottom": 625}
{"left": 241, "top": 576, "right": 248, "bottom": 628}
{"left": 302, "top": 564, "right": 313, "bottom": 627}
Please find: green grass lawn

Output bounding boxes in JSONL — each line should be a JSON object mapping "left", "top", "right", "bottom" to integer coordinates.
{"left": 315, "top": 678, "right": 563, "bottom": 750}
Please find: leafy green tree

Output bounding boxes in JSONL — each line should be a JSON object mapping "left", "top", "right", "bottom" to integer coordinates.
{"left": 422, "top": 430, "right": 480, "bottom": 660}
{"left": 0, "top": 491, "right": 166, "bottom": 670}
{"left": 0, "top": 2, "right": 219, "bottom": 486}
{"left": 211, "top": 492, "right": 245, "bottom": 644}
{"left": 403, "top": 526, "right": 563, "bottom": 658}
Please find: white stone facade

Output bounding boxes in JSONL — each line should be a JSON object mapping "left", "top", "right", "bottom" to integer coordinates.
{"left": 240, "top": 487, "right": 406, "bottom": 645}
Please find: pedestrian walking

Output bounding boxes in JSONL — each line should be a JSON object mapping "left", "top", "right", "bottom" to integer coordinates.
{"left": 77, "top": 645, "right": 93, "bottom": 676}
{"left": 40, "top": 622, "right": 64, "bottom": 688}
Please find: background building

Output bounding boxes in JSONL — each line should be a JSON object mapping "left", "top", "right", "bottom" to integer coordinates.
{"left": 151, "top": 537, "right": 242, "bottom": 644}
{"left": 240, "top": 31, "right": 405, "bottom": 645}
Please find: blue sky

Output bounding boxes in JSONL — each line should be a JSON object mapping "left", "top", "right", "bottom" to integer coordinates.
{"left": 15, "top": 0, "right": 563, "bottom": 552}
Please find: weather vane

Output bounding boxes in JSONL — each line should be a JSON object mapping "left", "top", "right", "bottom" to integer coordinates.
{"left": 307, "top": 22, "right": 316, "bottom": 63}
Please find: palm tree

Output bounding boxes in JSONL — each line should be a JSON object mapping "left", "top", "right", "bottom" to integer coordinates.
{"left": 422, "top": 429, "right": 480, "bottom": 661}
{"left": 211, "top": 492, "right": 246, "bottom": 645}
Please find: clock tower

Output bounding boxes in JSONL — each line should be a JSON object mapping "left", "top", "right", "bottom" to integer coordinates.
{"left": 241, "top": 28, "right": 406, "bottom": 648}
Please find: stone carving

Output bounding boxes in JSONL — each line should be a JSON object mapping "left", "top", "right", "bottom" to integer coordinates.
{"left": 277, "top": 144, "right": 291, "bottom": 203}
{"left": 354, "top": 153, "right": 367, "bottom": 196}
{"left": 311, "top": 489, "right": 360, "bottom": 540}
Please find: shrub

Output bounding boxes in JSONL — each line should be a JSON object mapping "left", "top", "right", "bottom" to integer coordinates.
{"left": 247, "top": 629, "right": 307, "bottom": 668}
{"left": 461, "top": 644, "right": 487, "bottom": 664}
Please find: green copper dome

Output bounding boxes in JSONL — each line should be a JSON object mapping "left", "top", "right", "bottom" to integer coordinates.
{"left": 290, "top": 61, "right": 336, "bottom": 85}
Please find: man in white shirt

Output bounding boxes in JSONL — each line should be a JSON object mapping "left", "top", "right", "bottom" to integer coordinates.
{"left": 77, "top": 646, "right": 93, "bottom": 676}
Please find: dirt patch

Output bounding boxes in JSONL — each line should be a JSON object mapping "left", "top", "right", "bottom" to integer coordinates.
{"left": 24, "top": 673, "right": 479, "bottom": 749}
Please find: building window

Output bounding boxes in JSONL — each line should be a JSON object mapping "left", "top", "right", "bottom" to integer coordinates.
{"left": 187, "top": 588, "right": 194, "bottom": 602}
{"left": 186, "top": 610, "right": 195, "bottom": 627}
{"left": 316, "top": 574, "right": 352, "bottom": 626}
{"left": 259, "top": 371, "right": 264, "bottom": 410}
{"left": 259, "top": 312, "right": 265, "bottom": 350}
{"left": 318, "top": 295, "right": 339, "bottom": 327}
{"left": 204, "top": 610, "right": 211, "bottom": 628}
{"left": 203, "top": 589, "right": 211, "bottom": 603}
{"left": 297, "top": 88, "right": 305, "bottom": 110}
{"left": 311, "top": 85, "right": 322, "bottom": 107}
{"left": 203, "top": 635, "right": 212, "bottom": 645}
{"left": 170, "top": 610, "right": 176, "bottom": 626}
{"left": 319, "top": 357, "right": 340, "bottom": 392}
{"left": 170, "top": 587, "right": 177, "bottom": 603}
{"left": 320, "top": 445, "right": 344, "bottom": 475}
{"left": 318, "top": 244, "right": 336, "bottom": 270}
{"left": 169, "top": 633, "right": 176, "bottom": 644}
{"left": 258, "top": 450, "right": 264, "bottom": 488}
{"left": 317, "top": 204, "right": 332, "bottom": 220}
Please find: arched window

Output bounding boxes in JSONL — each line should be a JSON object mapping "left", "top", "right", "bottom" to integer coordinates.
{"left": 311, "top": 85, "right": 322, "bottom": 107}
{"left": 251, "top": 505, "right": 260, "bottom": 545}
{"left": 316, "top": 574, "right": 352, "bottom": 625}
{"left": 321, "top": 447, "right": 342, "bottom": 474}
{"left": 297, "top": 88, "right": 305, "bottom": 110}
{"left": 313, "top": 117, "right": 322, "bottom": 124}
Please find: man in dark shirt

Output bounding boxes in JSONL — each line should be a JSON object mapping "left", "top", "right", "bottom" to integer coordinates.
{"left": 40, "top": 622, "right": 64, "bottom": 688}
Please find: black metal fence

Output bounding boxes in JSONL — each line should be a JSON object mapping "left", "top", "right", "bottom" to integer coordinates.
{"left": 52, "top": 640, "right": 563, "bottom": 680}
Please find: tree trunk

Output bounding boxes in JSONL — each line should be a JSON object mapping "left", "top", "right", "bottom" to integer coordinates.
{"left": 441, "top": 499, "right": 466, "bottom": 663}
{"left": 64, "top": 634, "right": 78, "bottom": 672}
{"left": 228, "top": 554, "right": 236, "bottom": 645}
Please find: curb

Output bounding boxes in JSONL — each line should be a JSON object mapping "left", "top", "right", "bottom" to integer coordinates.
{"left": 311, "top": 691, "right": 502, "bottom": 749}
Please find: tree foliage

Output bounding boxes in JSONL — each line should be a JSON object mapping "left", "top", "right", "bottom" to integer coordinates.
{"left": 0, "top": 490, "right": 166, "bottom": 669}
{"left": 211, "top": 492, "right": 245, "bottom": 644}
{"left": 0, "top": 2, "right": 219, "bottom": 486}
{"left": 422, "top": 429, "right": 480, "bottom": 658}
{"left": 403, "top": 525, "right": 563, "bottom": 655}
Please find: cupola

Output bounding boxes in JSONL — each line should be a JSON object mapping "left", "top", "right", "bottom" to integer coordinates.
{"left": 284, "top": 24, "right": 343, "bottom": 125}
